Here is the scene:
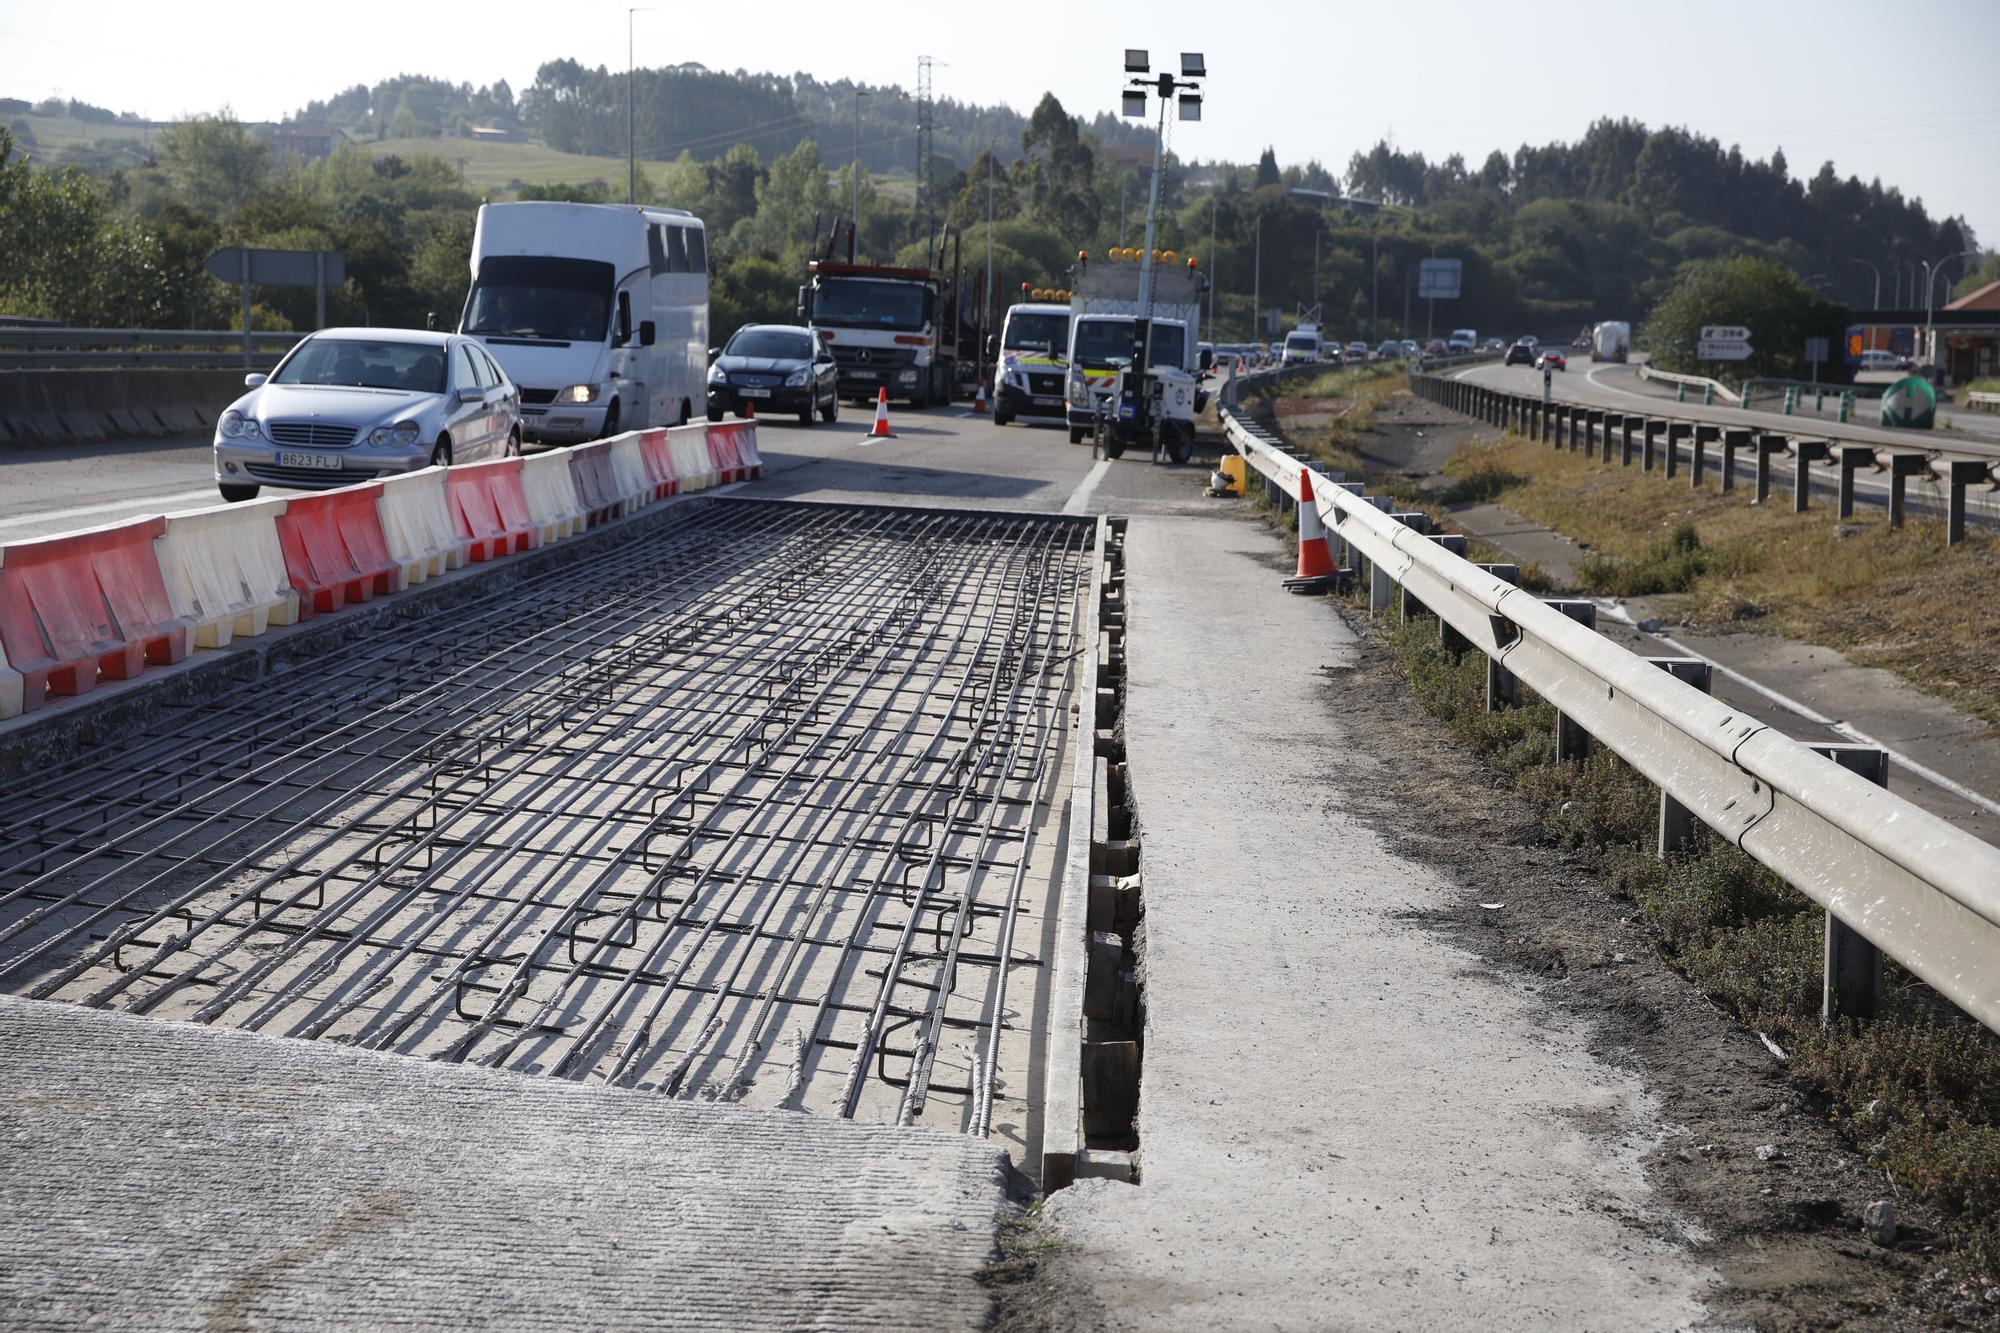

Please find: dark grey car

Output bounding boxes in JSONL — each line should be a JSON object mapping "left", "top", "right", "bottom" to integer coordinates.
{"left": 705, "top": 325, "right": 838, "bottom": 425}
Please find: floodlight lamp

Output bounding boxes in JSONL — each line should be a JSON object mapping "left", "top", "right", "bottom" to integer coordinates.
{"left": 1124, "top": 49, "right": 1150, "bottom": 74}
{"left": 1180, "top": 52, "right": 1205, "bottom": 78}
{"left": 1178, "top": 93, "right": 1202, "bottom": 122}
{"left": 1122, "top": 90, "right": 1147, "bottom": 118}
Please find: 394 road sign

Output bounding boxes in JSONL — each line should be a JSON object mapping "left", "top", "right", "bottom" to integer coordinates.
{"left": 1699, "top": 325, "right": 1751, "bottom": 342}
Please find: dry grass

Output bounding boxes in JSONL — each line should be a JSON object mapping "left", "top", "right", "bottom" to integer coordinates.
{"left": 1442, "top": 432, "right": 2000, "bottom": 725}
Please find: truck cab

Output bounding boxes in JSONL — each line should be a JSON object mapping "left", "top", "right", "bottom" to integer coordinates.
{"left": 1062, "top": 248, "right": 1207, "bottom": 462}
{"left": 1282, "top": 325, "right": 1321, "bottom": 365}
{"left": 800, "top": 220, "right": 962, "bottom": 409}
{"left": 990, "top": 301, "right": 1072, "bottom": 427}
{"left": 1447, "top": 328, "right": 1478, "bottom": 354}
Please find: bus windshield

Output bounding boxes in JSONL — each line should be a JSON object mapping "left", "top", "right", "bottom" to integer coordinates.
{"left": 1004, "top": 311, "right": 1070, "bottom": 355}
{"left": 812, "top": 278, "right": 927, "bottom": 330}
{"left": 462, "top": 256, "right": 616, "bottom": 343}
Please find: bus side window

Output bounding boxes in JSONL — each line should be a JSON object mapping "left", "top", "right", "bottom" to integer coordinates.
{"left": 666, "top": 225, "right": 690, "bottom": 274}
{"left": 647, "top": 226, "right": 669, "bottom": 277}
{"left": 685, "top": 227, "right": 707, "bottom": 275}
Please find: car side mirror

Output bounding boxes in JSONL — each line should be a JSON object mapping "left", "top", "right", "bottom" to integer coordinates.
{"left": 639, "top": 320, "right": 656, "bottom": 347}
{"left": 707, "top": 347, "right": 720, "bottom": 364}
{"left": 455, "top": 385, "right": 483, "bottom": 404}
{"left": 816, "top": 351, "right": 834, "bottom": 365}
{"left": 244, "top": 372, "right": 268, "bottom": 388}
{"left": 985, "top": 335, "right": 999, "bottom": 358}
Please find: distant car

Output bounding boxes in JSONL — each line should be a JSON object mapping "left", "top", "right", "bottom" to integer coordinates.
{"left": 707, "top": 323, "right": 838, "bottom": 424}
{"left": 1424, "top": 339, "right": 1449, "bottom": 356}
{"left": 1505, "top": 341, "right": 1536, "bottom": 366}
{"left": 1571, "top": 336, "right": 1590, "bottom": 351}
{"left": 1519, "top": 335, "right": 1540, "bottom": 349}
{"left": 213, "top": 328, "right": 521, "bottom": 502}
{"left": 1400, "top": 339, "right": 1419, "bottom": 357}
{"left": 1377, "top": 340, "right": 1401, "bottom": 360}
{"left": 1346, "top": 341, "right": 1369, "bottom": 360}
{"left": 1537, "top": 350, "right": 1567, "bottom": 372}
{"left": 1858, "top": 349, "right": 1915, "bottom": 373}
{"left": 1483, "top": 337, "right": 1506, "bottom": 352}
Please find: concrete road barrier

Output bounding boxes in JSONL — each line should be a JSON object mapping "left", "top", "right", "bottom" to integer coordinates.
{"left": 154, "top": 496, "right": 301, "bottom": 649}
{"left": 607, "top": 433, "right": 653, "bottom": 515}
{"left": 670, "top": 430, "right": 716, "bottom": 492}
{"left": 637, "top": 429, "right": 677, "bottom": 500}
{"left": 567, "top": 441, "right": 622, "bottom": 525}
{"left": 0, "top": 516, "right": 193, "bottom": 710}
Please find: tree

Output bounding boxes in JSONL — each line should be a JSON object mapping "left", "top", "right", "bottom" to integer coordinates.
{"left": 1019, "top": 94, "right": 1099, "bottom": 242}
{"left": 1641, "top": 254, "right": 1844, "bottom": 383}
{"left": 154, "top": 111, "right": 269, "bottom": 218}
{"left": 1255, "top": 147, "right": 1281, "bottom": 189}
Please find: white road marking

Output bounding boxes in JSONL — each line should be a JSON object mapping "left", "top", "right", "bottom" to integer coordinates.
{"left": 1064, "top": 458, "right": 1112, "bottom": 515}
{"left": 1593, "top": 599, "right": 2000, "bottom": 820}
{"left": 0, "top": 487, "right": 219, "bottom": 535}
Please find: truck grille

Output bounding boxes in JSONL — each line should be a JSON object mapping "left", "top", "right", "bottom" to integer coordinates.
{"left": 519, "top": 388, "right": 558, "bottom": 405}
{"left": 265, "top": 421, "right": 358, "bottom": 448}
{"left": 1028, "top": 372, "right": 1063, "bottom": 396}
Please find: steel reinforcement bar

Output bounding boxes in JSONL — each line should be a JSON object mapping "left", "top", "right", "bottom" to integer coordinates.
{"left": 0, "top": 499, "right": 1097, "bottom": 1135}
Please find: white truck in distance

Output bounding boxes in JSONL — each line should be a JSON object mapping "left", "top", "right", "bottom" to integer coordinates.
{"left": 1283, "top": 324, "right": 1321, "bottom": 365}
{"left": 1447, "top": 328, "right": 1478, "bottom": 353}
{"left": 459, "top": 201, "right": 709, "bottom": 442}
{"left": 1063, "top": 251, "right": 1207, "bottom": 462}
{"left": 1591, "top": 321, "right": 1631, "bottom": 363}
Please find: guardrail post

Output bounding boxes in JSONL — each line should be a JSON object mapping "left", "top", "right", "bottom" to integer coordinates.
{"left": 1807, "top": 744, "right": 1887, "bottom": 1023}
{"left": 1619, "top": 415, "right": 1637, "bottom": 466}
{"left": 1947, "top": 459, "right": 1989, "bottom": 546}
{"left": 1665, "top": 423, "right": 1689, "bottom": 479}
{"left": 1600, "top": 412, "right": 1621, "bottom": 463}
{"left": 1754, "top": 433, "right": 1786, "bottom": 503}
{"left": 1886, "top": 453, "right": 1928, "bottom": 529}
{"left": 1544, "top": 599, "right": 1598, "bottom": 761}
{"left": 1721, "top": 428, "right": 1748, "bottom": 494}
{"left": 1403, "top": 533, "right": 1467, "bottom": 627}
{"left": 1474, "top": 565, "right": 1523, "bottom": 709}
{"left": 1691, "top": 424, "right": 1718, "bottom": 488}
{"left": 1586, "top": 410, "right": 1605, "bottom": 457}
{"left": 1834, "top": 445, "right": 1873, "bottom": 518}
{"left": 1550, "top": 404, "right": 1566, "bottom": 449}
{"left": 1528, "top": 400, "right": 1543, "bottom": 441}
{"left": 1642, "top": 420, "right": 1660, "bottom": 472}
{"left": 1648, "top": 658, "right": 1713, "bottom": 855}
{"left": 1792, "top": 440, "right": 1829, "bottom": 512}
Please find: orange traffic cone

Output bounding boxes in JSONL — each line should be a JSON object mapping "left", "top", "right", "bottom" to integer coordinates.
{"left": 743, "top": 399, "right": 755, "bottom": 419}
{"left": 973, "top": 380, "right": 989, "bottom": 414}
{"left": 868, "top": 386, "right": 895, "bottom": 439}
{"left": 1284, "top": 468, "right": 1339, "bottom": 593}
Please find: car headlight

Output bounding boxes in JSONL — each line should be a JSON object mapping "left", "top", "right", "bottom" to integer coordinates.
{"left": 785, "top": 367, "right": 810, "bottom": 388}
{"left": 559, "top": 383, "right": 599, "bottom": 404}
{"left": 370, "top": 421, "right": 422, "bottom": 448}
{"left": 219, "top": 409, "right": 247, "bottom": 439}
{"left": 707, "top": 364, "right": 727, "bottom": 385}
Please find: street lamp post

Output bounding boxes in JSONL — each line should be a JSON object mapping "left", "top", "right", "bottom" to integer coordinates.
{"left": 1120, "top": 51, "right": 1205, "bottom": 372}
{"left": 1922, "top": 248, "right": 1979, "bottom": 376}
{"left": 626, "top": 7, "right": 650, "bottom": 205}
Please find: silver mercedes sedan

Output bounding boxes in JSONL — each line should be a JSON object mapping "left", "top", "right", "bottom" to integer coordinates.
{"left": 213, "top": 328, "right": 521, "bottom": 501}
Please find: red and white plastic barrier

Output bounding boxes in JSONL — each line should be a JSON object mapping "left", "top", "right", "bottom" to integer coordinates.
{"left": 0, "top": 419, "right": 763, "bottom": 722}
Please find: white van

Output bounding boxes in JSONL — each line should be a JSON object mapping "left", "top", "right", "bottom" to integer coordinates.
{"left": 459, "top": 201, "right": 709, "bottom": 442}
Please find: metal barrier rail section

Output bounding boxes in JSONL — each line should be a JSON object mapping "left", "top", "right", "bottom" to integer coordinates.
{"left": 0, "top": 500, "right": 1098, "bottom": 1138}
{"left": 0, "top": 327, "right": 301, "bottom": 370}
{"left": 1218, "top": 394, "right": 2000, "bottom": 1036}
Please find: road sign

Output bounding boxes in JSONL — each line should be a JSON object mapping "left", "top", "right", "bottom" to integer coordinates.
{"left": 1881, "top": 374, "right": 1936, "bottom": 430}
{"left": 1417, "top": 258, "right": 1461, "bottom": 300}
{"left": 1699, "top": 325, "right": 1751, "bottom": 342}
{"left": 203, "top": 247, "right": 346, "bottom": 288}
{"left": 1804, "top": 336, "right": 1829, "bottom": 364}
{"left": 1696, "top": 340, "right": 1752, "bottom": 361}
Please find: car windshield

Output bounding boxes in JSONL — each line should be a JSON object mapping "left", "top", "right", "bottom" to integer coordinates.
{"left": 462, "top": 255, "right": 615, "bottom": 343}
{"left": 1005, "top": 311, "right": 1070, "bottom": 354}
{"left": 271, "top": 338, "right": 446, "bottom": 393}
{"left": 727, "top": 328, "right": 812, "bottom": 359}
{"left": 1286, "top": 335, "right": 1316, "bottom": 349}
{"left": 812, "top": 277, "right": 926, "bottom": 330}
{"left": 1073, "top": 319, "right": 1137, "bottom": 367}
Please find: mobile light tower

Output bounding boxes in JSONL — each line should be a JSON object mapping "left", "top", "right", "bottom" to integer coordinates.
{"left": 1121, "top": 49, "right": 1204, "bottom": 383}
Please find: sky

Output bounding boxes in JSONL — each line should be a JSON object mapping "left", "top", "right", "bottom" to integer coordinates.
{"left": 5, "top": 0, "right": 1998, "bottom": 248}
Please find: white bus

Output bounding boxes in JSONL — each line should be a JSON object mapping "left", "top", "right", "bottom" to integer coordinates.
{"left": 459, "top": 201, "right": 709, "bottom": 442}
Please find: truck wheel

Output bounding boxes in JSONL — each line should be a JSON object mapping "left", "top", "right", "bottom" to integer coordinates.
{"left": 1103, "top": 432, "right": 1126, "bottom": 460}
{"left": 994, "top": 408, "right": 1013, "bottom": 427}
{"left": 1166, "top": 423, "right": 1194, "bottom": 465}
{"left": 1068, "top": 426, "right": 1087, "bottom": 445}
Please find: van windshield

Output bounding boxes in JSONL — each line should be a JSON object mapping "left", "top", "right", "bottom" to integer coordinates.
{"left": 463, "top": 256, "right": 616, "bottom": 343}
{"left": 812, "top": 277, "right": 927, "bottom": 330}
{"left": 1004, "top": 312, "right": 1070, "bottom": 355}
{"left": 1072, "top": 319, "right": 1183, "bottom": 369}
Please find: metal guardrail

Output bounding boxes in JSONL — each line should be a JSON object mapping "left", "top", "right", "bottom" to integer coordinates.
{"left": 0, "top": 328, "right": 301, "bottom": 371}
{"left": 1219, "top": 395, "right": 2000, "bottom": 1036}
{"left": 1637, "top": 363, "right": 1743, "bottom": 405}
{"left": 1969, "top": 391, "right": 2000, "bottom": 413}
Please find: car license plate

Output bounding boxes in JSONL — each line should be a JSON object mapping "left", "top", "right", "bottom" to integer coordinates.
{"left": 278, "top": 452, "right": 342, "bottom": 470}
{"left": 740, "top": 388, "right": 771, "bottom": 399}
{"left": 849, "top": 369, "right": 876, "bottom": 379}
{"left": 1033, "top": 395, "right": 1061, "bottom": 407}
